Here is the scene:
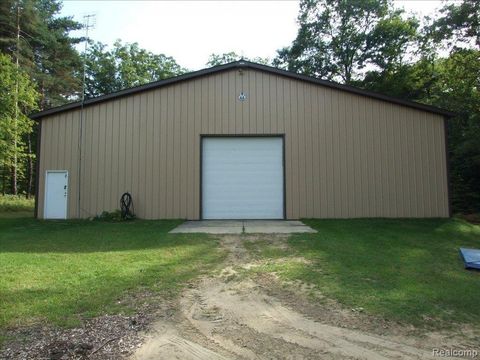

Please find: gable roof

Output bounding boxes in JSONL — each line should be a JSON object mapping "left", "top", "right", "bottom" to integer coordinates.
{"left": 30, "top": 60, "right": 455, "bottom": 120}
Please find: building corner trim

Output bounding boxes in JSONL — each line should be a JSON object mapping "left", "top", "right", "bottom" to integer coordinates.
{"left": 34, "top": 120, "right": 42, "bottom": 218}
{"left": 444, "top": 117, "right": 452, "bottom": 217}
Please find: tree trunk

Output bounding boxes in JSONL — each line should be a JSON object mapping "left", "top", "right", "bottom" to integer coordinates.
{"left": 12, "top": 2, "right": 20, "bottom": 196}
{"left": 2, "top": 165, "right": 6, "bottom": 195}
{"left": 11, "top": 166, "right": 17, "bottom": 195}
{"left": 26, "top": 133, "right": 33, "bottom": 198}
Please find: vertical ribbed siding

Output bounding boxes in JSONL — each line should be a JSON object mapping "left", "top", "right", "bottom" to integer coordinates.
{"left": 37, "top": 68, "right": 449, "bottom": 219}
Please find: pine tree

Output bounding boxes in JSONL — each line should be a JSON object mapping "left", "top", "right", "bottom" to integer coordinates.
{"left": 0, "top": 0, "right": 83, "bottom": 109}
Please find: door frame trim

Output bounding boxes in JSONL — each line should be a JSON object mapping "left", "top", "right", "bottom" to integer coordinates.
{"left": 44, "top": 170, "right": 69, "bottom": 219}
{"left": 199, "top": 134, "right": 286, "bottom": 220}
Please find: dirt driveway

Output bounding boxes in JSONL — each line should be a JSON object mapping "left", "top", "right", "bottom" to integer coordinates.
{"left": 131, "top": 235, "right": 467, "bottom": 360}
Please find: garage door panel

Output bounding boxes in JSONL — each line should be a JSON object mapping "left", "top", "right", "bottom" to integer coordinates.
{"left": 202, "top": 137, "right": 284, "bottom": 219}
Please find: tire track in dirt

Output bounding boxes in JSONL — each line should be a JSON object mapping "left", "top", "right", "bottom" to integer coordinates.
{"left": 132, "top": 235, "right": 457, "bottom": 360}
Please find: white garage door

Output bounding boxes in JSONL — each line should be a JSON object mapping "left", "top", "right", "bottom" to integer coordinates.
{"left": 202, "top": 137, "right": 284, "bottom": 219}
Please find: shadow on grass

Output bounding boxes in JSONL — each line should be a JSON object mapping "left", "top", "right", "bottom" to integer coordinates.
{"left": 0, "top": 217, "right": 198, "bottom": 253}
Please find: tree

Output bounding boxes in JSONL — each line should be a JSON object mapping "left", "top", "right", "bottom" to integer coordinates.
{"left": 428, "top": 0, "right": 479, "bottom": 50}
{"left": 0, "top": 0, "right": 81, "bottom": 195}
{"left": 33, "top": 0, "right": 83, "bottom": 108}
{"left": 426, "top": 50, "right": 480, "bottom": 212}
{"left": 0, "top": 0, "right": 83, "bottom": 109}
{"left": 83, "top": 42, "right": 120, "bottom": 98}
{"left": 275, "top": 0, "right": 418, "bottom": 84}
{"left": 359, "top": 58, "right": 437, "bottom": 99}
{"left": 84, "top": 40, "right": 187, "bottom": 98}
{"left": 206, "top": 52, "right": 270, "bottom": 67}
{"left": 0, "top": 53, "right": 38, "bottom": 195}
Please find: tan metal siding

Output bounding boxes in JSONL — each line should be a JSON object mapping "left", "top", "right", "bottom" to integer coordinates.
{"left": 38, "top": 68, "right": 449, "bottom": 219}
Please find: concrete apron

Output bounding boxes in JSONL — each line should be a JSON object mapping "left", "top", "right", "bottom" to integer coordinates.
{"left": 169, "top": 220, "right": 317, "bottom": 234}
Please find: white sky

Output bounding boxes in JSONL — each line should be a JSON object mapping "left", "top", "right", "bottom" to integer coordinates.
{"left": 60, "top": 0, "right": 451, "bottom": 70}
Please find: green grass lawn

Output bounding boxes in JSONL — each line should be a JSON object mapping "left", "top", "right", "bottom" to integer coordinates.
{"left": 0, "top": 215, "right": 224, "bottom": 329}
{"left": 245, "top": 218, "right": 480, "bottom": 327}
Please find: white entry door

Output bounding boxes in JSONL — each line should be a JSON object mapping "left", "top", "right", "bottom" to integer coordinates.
{"left": 44, "top": 171, "right": 68, "bottom": 219}
{"left": 202, "top": 137, "right": 284, "bottom": 219}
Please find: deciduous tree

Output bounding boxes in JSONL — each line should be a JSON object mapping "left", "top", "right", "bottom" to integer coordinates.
{"left": 275, "top": 0, "right": 418, "bottom": 84}
{"left": 206, "top": 52, "right": 270, "bottom": 67}
{"left": 84, "top": 40, "right": 187, "bottom": 98}
{"left": 428, "top": 0, "right": 479, "bottom": 50}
